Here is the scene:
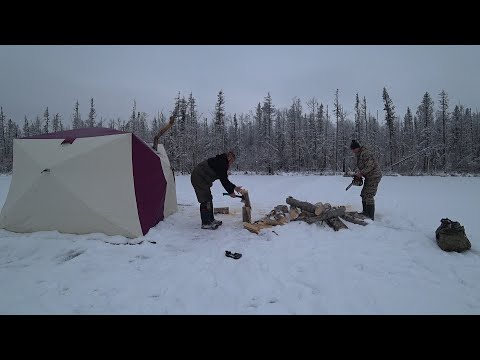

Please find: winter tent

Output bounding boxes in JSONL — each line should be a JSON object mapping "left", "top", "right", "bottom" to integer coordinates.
{"left": 0, "top": 128, "right": 177, "bottom": 238}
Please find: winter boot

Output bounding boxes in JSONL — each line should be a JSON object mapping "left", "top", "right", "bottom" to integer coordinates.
{"left": 201, "top": 223, "right": 219, "bottom": 230}
{"left": 359, "top": 201, "right": 368, "bottom": 216}
{"left": 200, "top": 201, "right": 218, "bottom": 229}
{"left": 366, "top": 203, "right": 375, "bottom": 221}
{"left": 210, "top": 200, "right": 222, "bottom": 226}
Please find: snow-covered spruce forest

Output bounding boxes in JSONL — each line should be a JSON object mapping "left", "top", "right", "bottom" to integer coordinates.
{"left": 1, "top": 88, "right": 479, "bottom": 175}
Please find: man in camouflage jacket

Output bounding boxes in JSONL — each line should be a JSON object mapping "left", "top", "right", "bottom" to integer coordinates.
{"left": 350, "top": 140, "right": 382, "bottom": 220}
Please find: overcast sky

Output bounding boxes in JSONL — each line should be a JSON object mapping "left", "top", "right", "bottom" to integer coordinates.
{"left": 1, "top": 45, "right": 479, "bottom": 126}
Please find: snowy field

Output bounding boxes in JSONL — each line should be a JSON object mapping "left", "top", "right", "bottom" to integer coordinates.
{"left": 0, "top": 173, "right": 479, "bottom": 314}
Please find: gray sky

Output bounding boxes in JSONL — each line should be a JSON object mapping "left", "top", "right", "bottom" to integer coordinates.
{"left": 1, "top": 45, "right": 479, "bottom": 126}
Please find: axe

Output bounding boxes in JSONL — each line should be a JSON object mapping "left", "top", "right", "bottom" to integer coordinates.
{"left": 223, "top": 192, "right": 244, "bottom": 199}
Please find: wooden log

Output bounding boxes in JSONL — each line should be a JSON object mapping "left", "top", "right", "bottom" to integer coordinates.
{"left": 286, "top": 197, "right": 324, "bottom": 215}
{"left": 326, "top": 217, "right": 348, "bottom": 231}
{"left": 274, "top": 213, "right": 289, "bottom": 224}
{"left": 242, "top": 206, "right": 252, "bottom": 224}
{"left": 240, "top": 189, "right": 252, "bottom": 223}
{"left": 274, "top": 205, "right": 289, "bottom": 214}
{"left": 244, "top": 221, "right": 272, "bottom": 234}
{"left": 252, "top": 221, "right": 273, "bottom": 229}
{"left": 345, "top": 211, "right": 368, "bottom": 220}
{"left": 289, "top": 208, "right": 300, "bottom": 220}
{"left": 314, "top": 202, "right": 325, "bottom": 216}
{"left": 240, "top": 189, "right": 251, "bottom": 208}
{"left": 214, "top": 207, "right": 229, "bottom": 214}
{"left": 295, "top": 211, "right": 315, "bottom": 221}
{"left": 254, "top": 219, "right": 283, "bottom": 226}
{"left": 340, "top": 214, "right": 368, "bottom": 226}
{"left": 244, "top": 223, "right": 260, "bottom": 234}
{"left": 274, "top": 211, "right": 288, "bottom": 221}
{"left": 303, "top": 206, "right": 346, "bottom": 224}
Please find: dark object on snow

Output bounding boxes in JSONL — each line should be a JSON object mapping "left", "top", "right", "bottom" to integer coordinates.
{"left": 435, "top": 218, "right": 471, "bottom": 252}
{"left": 225, "top": 251, "right": 242, "bottom": 260}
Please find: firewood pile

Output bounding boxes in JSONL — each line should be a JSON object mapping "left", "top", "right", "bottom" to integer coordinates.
{"left": 243, "top": 196, "right": 368, "bottom": 235}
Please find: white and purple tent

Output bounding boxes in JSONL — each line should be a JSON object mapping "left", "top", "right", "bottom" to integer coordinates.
{"left": 0, "top": 128, "right": 177, "bottom": 238}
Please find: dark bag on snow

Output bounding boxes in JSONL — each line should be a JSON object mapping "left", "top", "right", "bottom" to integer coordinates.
{"left": 435, "top": 218, "right": 471, "bottom": 252}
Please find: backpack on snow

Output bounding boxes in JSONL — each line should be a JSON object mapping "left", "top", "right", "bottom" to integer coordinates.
{"left": 435, "top": 218, "right": 471, "bottom": 252}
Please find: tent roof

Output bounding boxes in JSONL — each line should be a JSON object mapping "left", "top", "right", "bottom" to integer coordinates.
{"left": 22, "top": 128, "right": 127, "bottom": 140}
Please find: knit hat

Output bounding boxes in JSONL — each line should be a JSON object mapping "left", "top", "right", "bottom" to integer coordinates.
{"left": 350, "top": 140, "right": 360, "bottom": 149}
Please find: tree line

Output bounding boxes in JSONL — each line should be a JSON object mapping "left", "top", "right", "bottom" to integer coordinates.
{"left": 1, "top": 88, "right": 479, "bottom": 175}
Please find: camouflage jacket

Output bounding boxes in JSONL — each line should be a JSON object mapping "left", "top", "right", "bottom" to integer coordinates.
{"left": 356, "top": 146, "right": 382, "bottom": 178}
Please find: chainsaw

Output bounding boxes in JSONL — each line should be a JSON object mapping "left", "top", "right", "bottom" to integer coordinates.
{"left": 345, "top": 175, "right": 363, "bottom": 191}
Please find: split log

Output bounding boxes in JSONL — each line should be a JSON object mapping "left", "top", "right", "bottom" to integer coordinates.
{"left": 340, "top": 214, "right": 368, "bottom": 226}
{"left": 314, "top": 202, "right": 325, "bottom": 216}
{"left": 240, "top": 189, "right": 251, "bottom": 208}
{"left": 289, "top": 208, "right": 300, "bottom": 220}
{"left": 274, "top": 205, "right": 289, "bottom": 214}
{"left": 264, "top": 210, "right": 275, "bottom": 218}
{"left": 345, "top": 211, "right": 368, "bottom": 220}
{"left": 244, "top": 222, "right": 272, "bottom": 235}
{"left": 296, "top": 211, "right": 315, "bottom": 221}
{"left": 242, "top": 206, "right": 252, "bottom": 224}
{"left": 326, "top": 217, "right": 348, "bottom": 231}
{"left": 262, "top": 218, "right": 284, "bottom": 226}
{"left": 303, "top": 206, "right": 346, "bottom": 224}
{"left": 214, "top": 207, "right": 229, "bottom": 214}
{"left": 253, "top": 222, "right": 273, "bottom": 229}
{"left": 273, "top": 210, "right": 288, "bottom": 221}
{"left": 286, "top": 197, "right": 324, "bottom": 215}
{"left": 240, "top": 189, "right": 252, "bottom": 223}
{"left": 274, "top": 213, "right": 289, "bottom": 224}
{"left": 244, "top": 223, "right": 260, "bottom": 234}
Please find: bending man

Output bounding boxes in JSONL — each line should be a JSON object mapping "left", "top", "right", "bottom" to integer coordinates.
{"left": 191, "top": 151, "right": 242, "bottom": 229}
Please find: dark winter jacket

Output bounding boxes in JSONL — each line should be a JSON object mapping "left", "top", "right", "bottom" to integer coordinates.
{"left": 207, "top": 154, "right": 236, "bottom": 194}
{"left": 192, "top": 154, "right": 236, "bottom": 194}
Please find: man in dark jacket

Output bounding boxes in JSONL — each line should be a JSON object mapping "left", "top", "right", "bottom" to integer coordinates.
{"left": 350, "top": 140, "right": 382, "bottom": 220}
{"left": 191, "top": 151, "right": 242, "bottom": 229}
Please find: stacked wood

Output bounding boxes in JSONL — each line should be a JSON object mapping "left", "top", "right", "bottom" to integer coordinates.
{"left": 286, "top": 197, "right": 351, "bottom": 231}
{"left": 244, "top": 203, "right": 291, "bottom": 235}
{"left": 289, "top": 207, "right": 300, "bottom": 220}
{"left": 243, "top": 196, "right": 368, "bottom": 235}
{"left": 274, "top": 205, "right": 289, "bottom": 213}
{"left": 303, "top": 206, "right": 346, "bottom": 224}
{"left": 286, "top": 197, "right": 325, "bottom": 216}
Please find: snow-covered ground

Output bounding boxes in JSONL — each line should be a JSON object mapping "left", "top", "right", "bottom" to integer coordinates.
{"left": 0, "top": 174, "right": 479, "bottom": 314}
